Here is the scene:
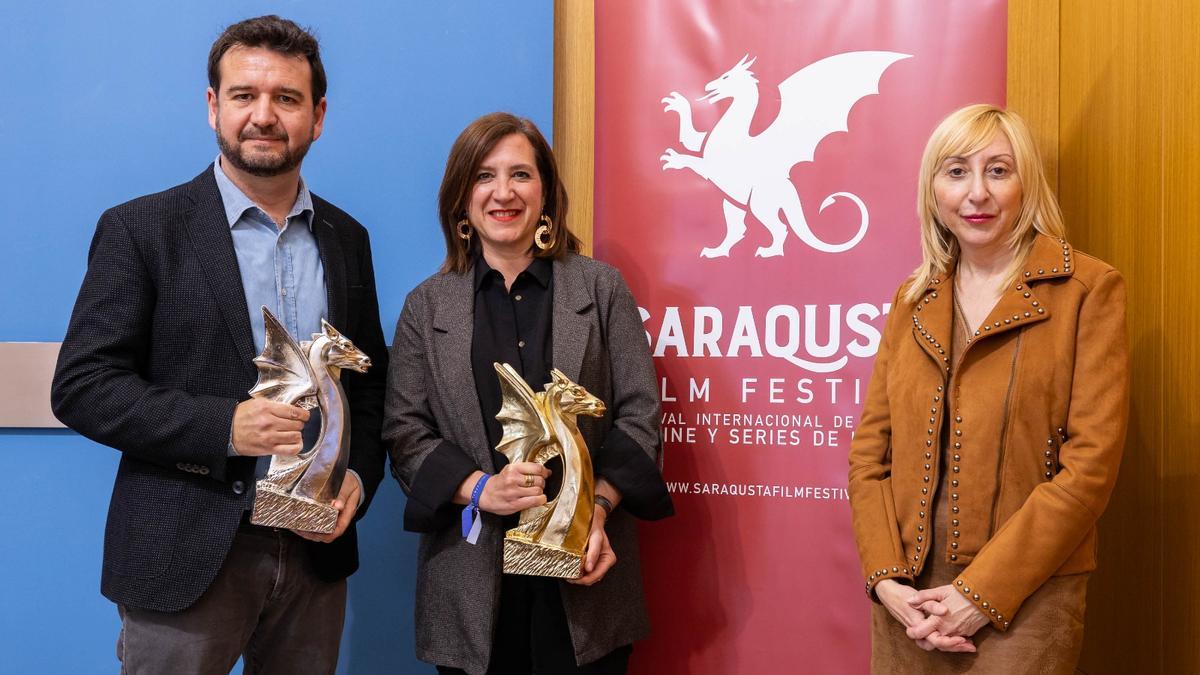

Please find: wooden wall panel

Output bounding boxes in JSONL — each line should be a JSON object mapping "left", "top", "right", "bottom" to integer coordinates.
{"left": 1059, "top": 1, "right": 1165, "bottom": 671}
{"left": 1160, "top": 0, "right": 1200, "bottom": 670}
{"left": 553, "top": 0, "right": 595, "bottom": 254}
{"left": 1006, "top": 0, "right": 1060, "bottom": 189}
{"left": 1012, "top": 0, "right": 1200, "bottom": 672}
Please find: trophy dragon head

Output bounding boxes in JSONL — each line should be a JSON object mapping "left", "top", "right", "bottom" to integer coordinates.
{"left": 316, "top": 320, "right": 371, "bottom": 374}
{"left": 547, "top": 369, "right": 606, "bottom": 419}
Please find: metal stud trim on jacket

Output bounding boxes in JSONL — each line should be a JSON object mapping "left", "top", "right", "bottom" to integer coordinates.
{"left": 956, "top": 578, "right": 1011, "bottom": 630}
{"left": 864, "top": 565, "right": 917, "bottom": 597}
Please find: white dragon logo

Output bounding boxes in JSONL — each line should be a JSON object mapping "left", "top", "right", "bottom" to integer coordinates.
{"left": 660, "top": 51, "right": 911, "bottom": 258}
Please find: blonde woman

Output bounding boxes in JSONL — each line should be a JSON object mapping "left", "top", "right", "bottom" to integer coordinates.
{"left": 848, "top": 104, "right": 1129, "bottom": 672}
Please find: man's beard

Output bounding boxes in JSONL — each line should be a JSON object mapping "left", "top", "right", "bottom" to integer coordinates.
{"left": 216, "top": 122, "right": 313, "bottom": 178}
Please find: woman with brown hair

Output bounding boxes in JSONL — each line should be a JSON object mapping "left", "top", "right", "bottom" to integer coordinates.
{"left": 848, "top": 104, "right": 1129, "bottom": 672}
{"left": 384, "top": 112, "right": 672, "bottom": 674}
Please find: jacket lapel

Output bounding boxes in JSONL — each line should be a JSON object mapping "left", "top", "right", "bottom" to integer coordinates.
{"left": 431, "top": 269, "right": 491, "bottom": 466}
{"left": 915, "top": 234, "right": 1073, "bottom": 360}
{"left": 183, "top": 167, "right": 257, "bottom": 376}
{"left": 965, "top": 235, "right": 1070, "bottom": 344}
{"left": 312, "top": 211, "right": 346, "bottom": 329}
{"left": 911, "top": 272, "right": 954, "bottom": 375}
{"left": 552, "top": 257, "right": 594, "bottom": 384}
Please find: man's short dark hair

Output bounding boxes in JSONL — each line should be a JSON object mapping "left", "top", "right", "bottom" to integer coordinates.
{"left": 208, "top": 15, "right": 326, "bottom": 105}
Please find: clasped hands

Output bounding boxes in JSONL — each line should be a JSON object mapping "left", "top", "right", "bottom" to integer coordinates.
{"left": 875, "top": 579, "right": 990, "bottom": 653}
{"left": 458, "top": 462, "right": 619, "bottom": 586}
{"left": 231, "top": 399, "right": 360, "bottom": 544}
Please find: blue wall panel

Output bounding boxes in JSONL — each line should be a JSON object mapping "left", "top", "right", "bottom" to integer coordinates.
{"left": 0, "top": 2, "right": 552, "bottom": 672}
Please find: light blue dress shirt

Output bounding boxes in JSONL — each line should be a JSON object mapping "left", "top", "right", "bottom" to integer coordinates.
{"left": 213, "top": 158, "right": 327, "bottom": 355}
{"left": 213, "top": 159, "right": 361, "bottom": 505}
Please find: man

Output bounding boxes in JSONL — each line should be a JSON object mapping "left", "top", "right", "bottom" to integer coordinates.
{"left": 51, "top": 15, "right": 387, "bottom": 673}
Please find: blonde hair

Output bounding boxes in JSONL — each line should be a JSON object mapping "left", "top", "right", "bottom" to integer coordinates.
{"left": 903, "top": 104, "right": 1064, "bottom": 304}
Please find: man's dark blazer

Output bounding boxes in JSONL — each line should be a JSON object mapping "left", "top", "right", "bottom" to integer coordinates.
{"left": 51, "top": 166, "right": 389, "bottom": 613}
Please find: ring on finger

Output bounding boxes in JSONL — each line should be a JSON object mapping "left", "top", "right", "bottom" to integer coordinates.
{"left": 524, "top": 474, "right": 534, "bottom": 488}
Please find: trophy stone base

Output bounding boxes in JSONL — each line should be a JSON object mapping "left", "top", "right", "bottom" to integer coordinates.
{"left": 503, "top": 537, "right": 583, "bottom": 579}
{"left": 251, "top": 482, "right": 337, "bottom": 534}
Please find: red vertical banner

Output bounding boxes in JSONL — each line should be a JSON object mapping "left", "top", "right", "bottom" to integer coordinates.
{"left": 593, "top": 1, "right": 1007, "bottom": 672}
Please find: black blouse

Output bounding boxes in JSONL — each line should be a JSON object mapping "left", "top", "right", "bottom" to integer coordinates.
{"left": 470, "top": 255, "right": 554, "bottom": 452}
{"left": 403, "top": 255, "right": 670, "bottom": 533}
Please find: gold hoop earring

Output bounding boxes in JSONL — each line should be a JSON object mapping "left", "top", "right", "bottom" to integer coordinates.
{"left": 534, "top": 214, "right": 555, "bottom": 251}
{"left": 457, "top": 219, "right": 473, "bottom": 242}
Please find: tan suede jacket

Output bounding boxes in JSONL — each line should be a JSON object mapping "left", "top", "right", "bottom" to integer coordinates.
{"left": 848, "top": 234, "right": 1129, "bottom": 631}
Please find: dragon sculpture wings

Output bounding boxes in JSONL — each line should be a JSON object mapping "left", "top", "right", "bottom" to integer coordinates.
{"left": 250, "top": 309, "right": 318, "bottom": 408}
{"left": 495, "top": 362, "right": 554, "bottom": 466}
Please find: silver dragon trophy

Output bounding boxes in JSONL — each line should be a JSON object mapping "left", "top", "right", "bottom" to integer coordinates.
{"left": 248, "top": 307, "right": 371, "bottom": 533}
{"left": 494, "top": 363, "right": 606, "bottom": 578}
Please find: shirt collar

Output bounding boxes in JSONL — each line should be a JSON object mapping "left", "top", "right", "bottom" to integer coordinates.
{"left": 212, "top": 156, "right": 314, "bottom": 230}
{"left": 473, "top": 254, "right": 553, "bottom": 292}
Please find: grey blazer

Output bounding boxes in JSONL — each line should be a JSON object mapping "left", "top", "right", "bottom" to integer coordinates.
{"left": 384, "top": 252, "right": 666, "bottom": 673}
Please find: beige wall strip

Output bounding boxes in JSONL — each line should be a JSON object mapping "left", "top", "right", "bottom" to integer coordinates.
{"left": 0, "top": 342, "right": 64, "bottom": 428}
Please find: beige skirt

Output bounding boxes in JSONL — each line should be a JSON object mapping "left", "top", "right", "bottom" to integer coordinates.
{"left": 870, "top": 560, "right": 1088, "bottom": 674}
{"left": 870, "top": 475, "right": 1089, "bottom": 675}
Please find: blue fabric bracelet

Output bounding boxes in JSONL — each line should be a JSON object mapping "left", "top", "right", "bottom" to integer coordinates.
{"left": 461, "top": 473, "right": 491, "bottom": 544}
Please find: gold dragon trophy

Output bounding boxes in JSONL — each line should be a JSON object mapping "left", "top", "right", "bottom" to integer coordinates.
{"left": 494, "top": 363, "right": 606, "bottom": 578}
{"left": 247, "top": 307, "right": 371, "bottom": 533}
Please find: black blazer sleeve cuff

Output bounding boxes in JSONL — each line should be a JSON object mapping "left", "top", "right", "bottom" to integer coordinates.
{"left": 402, "top": 440, "right": 479, "bottom": 533}
{"left": 593, "top": 427, "right": 674, "bottom": 521}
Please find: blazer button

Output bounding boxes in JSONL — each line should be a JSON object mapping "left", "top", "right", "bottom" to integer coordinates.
{"left": 176, "top": 462, "right": 186, "bottom": 471}
{"left": 232, "top": 480, "right": 246, "bottom": 495}
{"left": 200, "top": 467, "right": 210, "bottom": 476}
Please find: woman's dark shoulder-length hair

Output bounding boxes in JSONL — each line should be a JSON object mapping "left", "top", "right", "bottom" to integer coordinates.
{"left": 437, "top": 112, "right": 580, "bottom": 274}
